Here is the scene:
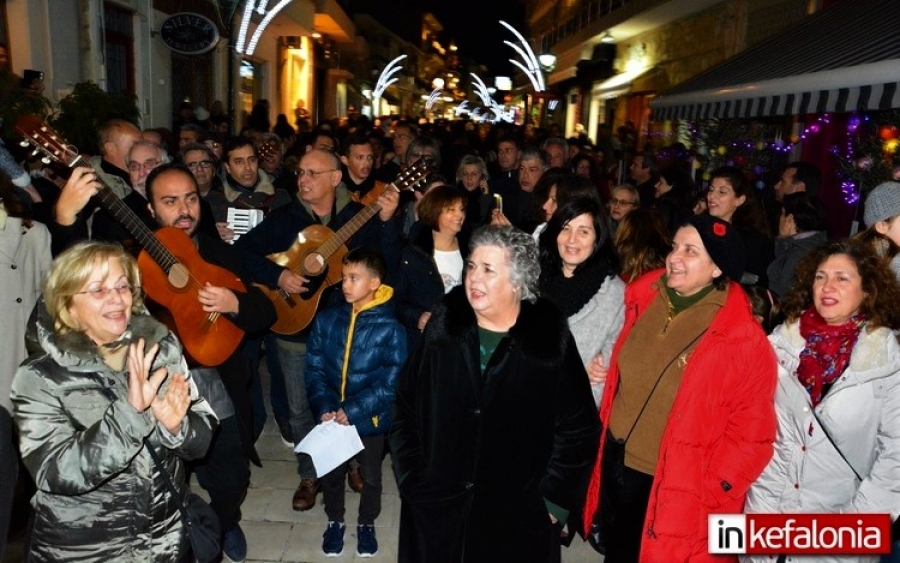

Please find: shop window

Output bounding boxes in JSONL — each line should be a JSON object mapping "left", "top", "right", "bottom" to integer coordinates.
{"left": 104, "top": 2, "right": 134, "bottom": 95}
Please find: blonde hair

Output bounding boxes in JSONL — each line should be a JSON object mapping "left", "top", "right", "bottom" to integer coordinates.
{"left": 44, "top": 241, "right": 144, "bottom": 335}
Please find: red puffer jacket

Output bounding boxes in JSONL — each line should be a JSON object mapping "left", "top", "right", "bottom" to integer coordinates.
{"left": 582, "top": 269, "right": 778, "bottom": 562}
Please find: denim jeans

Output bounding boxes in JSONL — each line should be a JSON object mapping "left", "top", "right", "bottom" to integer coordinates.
{"left": 322, "top": 435, "right": 385, "bottom": 525}
{"left": 246, "top": 334, "right": 291, "bottom": 442}
{"left": 276, "top": 339, "right": 317, "bottom": 478}
{"left": 190, "top": 415, "right": 250, "bottom": 533}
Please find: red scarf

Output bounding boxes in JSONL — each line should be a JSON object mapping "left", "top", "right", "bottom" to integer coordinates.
{"left": 797, "top": 306, "right": 865, "bottom": 406}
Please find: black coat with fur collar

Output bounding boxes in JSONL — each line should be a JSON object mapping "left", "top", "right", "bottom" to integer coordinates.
{"left": 390, "top": 286, "right": 600, "bottom": 562}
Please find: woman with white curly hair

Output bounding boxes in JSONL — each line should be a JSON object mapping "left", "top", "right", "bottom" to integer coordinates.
{"left": 391, "top": 225, "right": 600, "bottom": 562}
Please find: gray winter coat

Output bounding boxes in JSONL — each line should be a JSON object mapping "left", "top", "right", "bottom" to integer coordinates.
{"left": 743, "top": 321, "right": 900, "bottom": 563}
{"left": 11, "top": 306, "right": 217, "bottom": 562}
{"left": 567, "top": 275, "right": 625, "bottom": 406}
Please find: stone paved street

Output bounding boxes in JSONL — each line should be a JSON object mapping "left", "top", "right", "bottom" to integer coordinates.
{"left": 227, "top": 390, "right": 601, "bottom": 562}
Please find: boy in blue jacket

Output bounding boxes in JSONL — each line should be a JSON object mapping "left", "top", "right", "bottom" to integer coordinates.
{"left": 305, "top": 247, "right": 407, "bottom": 557}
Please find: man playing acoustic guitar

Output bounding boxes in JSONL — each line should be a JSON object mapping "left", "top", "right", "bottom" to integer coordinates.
{"left": 145, "top": 163, "right": 276, "bottom": 563}
{"left": 234, "top": 149, "right": 402, "bottom": 514}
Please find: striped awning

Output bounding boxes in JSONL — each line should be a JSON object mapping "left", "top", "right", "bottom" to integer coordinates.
{"left": 651, "top": 0, "right": 900, "bottom": 120}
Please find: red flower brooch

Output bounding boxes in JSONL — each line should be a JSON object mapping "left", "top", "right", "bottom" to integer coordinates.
{"left": 713, "top": 222, "right": 727, "bottom": 236}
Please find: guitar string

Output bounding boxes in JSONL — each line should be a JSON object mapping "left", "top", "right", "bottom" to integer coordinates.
{"left": 284, "top": 172, "right": 419, "bottom": 280}
{"left": 29, "top": 130, "right": 228, "bottom": 334}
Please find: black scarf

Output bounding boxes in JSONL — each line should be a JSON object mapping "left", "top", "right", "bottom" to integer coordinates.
{"left": 539, "top": 251, "right": 615, "bottom": 317}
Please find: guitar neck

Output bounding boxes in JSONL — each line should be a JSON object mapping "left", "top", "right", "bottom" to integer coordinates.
{"left": 319, "top": 200, "right": 383, "bottom": 258}
{"left": 75, "top": 155, "right": 176, "bottom": 273}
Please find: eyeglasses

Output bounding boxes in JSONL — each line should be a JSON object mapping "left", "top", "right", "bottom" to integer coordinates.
{"left": 295, "top": 168, "right": 337, "bottom": 178}
{"left": 610, "top": 198, "right": 636, "bottom": 207}
{"left": 410, "top": 153, "right": 433, "bottom": 159}
{"left": 127, "top": 160, "right": 161, "bottom": 173}
{"left": 186, "top": 160, "right": 215, "bottom": 170}
{"left": 74, "top": 283, "right": 136, "bottom": 300}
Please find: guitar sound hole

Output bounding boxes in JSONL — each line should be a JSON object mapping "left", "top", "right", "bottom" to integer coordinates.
{"left": 168, "top": 263, "right": 190, "bottom": 289}
{"left": 303, "top": 253, "right": 326, "bottom": 276}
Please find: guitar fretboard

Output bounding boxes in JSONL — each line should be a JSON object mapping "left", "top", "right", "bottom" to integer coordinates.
{"left": 73, "top": 155, "right": 177, "bottom": 274}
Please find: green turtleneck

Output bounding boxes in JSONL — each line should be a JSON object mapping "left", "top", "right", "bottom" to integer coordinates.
{"left": 662, "top": 275, "right": 716, "bottom": 316}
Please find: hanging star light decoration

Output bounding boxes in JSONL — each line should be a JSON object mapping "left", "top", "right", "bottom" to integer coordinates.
{"left": 235, "top": 0, "right": 294, "bottom": 55}
{"left": 425, "top": 88, "right": 443, "bottom": 111}
{"left": 499, "top": 20, "right": 544, "bottom": 93}
{"left": 372, "top": 54, "right": 407, "bottom": 109}
{"left": 469, "top": 73, "right": 515, "bottom": 124}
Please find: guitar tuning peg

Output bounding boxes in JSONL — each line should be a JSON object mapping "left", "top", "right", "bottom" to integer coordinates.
{"left": 19, "top": 140, "right": 29, "bottom": 148}
{"left": 41, "top": 157, "right": 51, "bottom": 164}
{"left": 31, "top": 149, "right": 40, "bottom": 157}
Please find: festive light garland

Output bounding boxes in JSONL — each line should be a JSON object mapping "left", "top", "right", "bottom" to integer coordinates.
{"left": 499, "top": 20, "right": 544, "bottom": 92}
{"left": 425, "top": 88, "right": 442, "bottom": 111}
{"left": 372, "top": 54, "right": 407, "bottom": 110}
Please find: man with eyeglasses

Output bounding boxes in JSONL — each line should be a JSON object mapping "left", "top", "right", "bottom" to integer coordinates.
{"left": 235, "top": 149, "right": 402, "bottom": 514}
{"left": 144, "top": 163, "right": 276, "bottom": 563}
{"left": 181, "top": 142, "right": 230, "bottom": 241}
{"left": 127, "top": 140, "right": 168, "bottom": 199}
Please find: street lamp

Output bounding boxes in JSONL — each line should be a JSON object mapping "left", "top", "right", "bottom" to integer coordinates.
{"left": 538, "top": 53, "right": 557, "bottom": 72}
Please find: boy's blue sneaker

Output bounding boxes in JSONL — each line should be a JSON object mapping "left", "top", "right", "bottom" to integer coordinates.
{"left": 223, "top": 525, "right": 248, "bottom": 562}
{"left": 322, "top": 521, "right": 345, "bottom": 557}
{"left": 356, "top": 524, "right": 378, "bottom": 557}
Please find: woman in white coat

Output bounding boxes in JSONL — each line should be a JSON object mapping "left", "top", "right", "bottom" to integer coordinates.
{"left": 744, "top": 238, "right": 900, "bottom": 563}
{"left": 0, "top": 172, "right": 51, "bottom": 559}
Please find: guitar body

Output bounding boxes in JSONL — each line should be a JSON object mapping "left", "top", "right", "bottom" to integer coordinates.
{"left": 255, "top": 224, "right": 348, "bottom": 335}
{"left": 138, "top": 227, "right": 246, "bottom": 366}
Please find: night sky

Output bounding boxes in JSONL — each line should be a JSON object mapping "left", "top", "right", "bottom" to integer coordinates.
{"left": 349, "top": 0, "right": 526, "bottom": 76}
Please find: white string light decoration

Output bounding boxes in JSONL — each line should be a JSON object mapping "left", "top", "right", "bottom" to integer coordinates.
{"left": 235, "top": 0, "right": 294, "bottom": 56}
{"left": 499, "top": 20, "right": 545, "bottom": 92}
{"left": 425, "top": 88, "right": 443, "bottom": 111}
{"left": 372, "top": 54, "right": 407, "bottom": 109}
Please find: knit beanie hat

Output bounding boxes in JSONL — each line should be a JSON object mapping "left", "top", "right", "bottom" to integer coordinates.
{"left": 864, "top": 181, "right": 900, "bottom": 226}
{"left": 683, "top": 215, "right": 746, "bottom": 282}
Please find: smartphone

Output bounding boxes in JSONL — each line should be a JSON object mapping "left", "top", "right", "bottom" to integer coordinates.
{"left": 493, "top": 194, "right": 503, "bottom": 215}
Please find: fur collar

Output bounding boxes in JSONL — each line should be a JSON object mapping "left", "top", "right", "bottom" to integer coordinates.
{"left": 771, "top": 319, "right": 900, "bottom": 382}
{"left": 34, "top": 300, "right": 171, "bottom": 371}
{"left": 429, "top": 285, "right": 570, "bottom": 366}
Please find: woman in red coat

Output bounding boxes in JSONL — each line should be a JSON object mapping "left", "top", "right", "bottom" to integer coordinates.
{"left": 582, "top": 214, "right": 778, "bottom": 562}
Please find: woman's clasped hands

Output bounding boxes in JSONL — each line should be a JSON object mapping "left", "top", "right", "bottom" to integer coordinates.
{"left": 127, "top": 339, "right": 191, "bottom": 435}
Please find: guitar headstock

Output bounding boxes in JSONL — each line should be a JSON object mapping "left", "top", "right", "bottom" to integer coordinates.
{"left": 393, "top": 157, "right": 436, "bottom": 194}
{"left": 257, "top": 138, "right": 281, "bottom": 163}
{"left": 15, "top": 115, "right": 81, "bottom": 167}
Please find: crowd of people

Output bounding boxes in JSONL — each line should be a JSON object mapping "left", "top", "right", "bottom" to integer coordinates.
{"left": 2, "top": 76, "right": 900, "bottom": 562}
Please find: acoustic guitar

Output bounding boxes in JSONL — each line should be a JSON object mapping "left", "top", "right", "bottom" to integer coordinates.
{"left": 17, "top": 115, "right": 246, "bottom": 367}
{"left": 260, "top": 158, "right": 433, "bottom": 335}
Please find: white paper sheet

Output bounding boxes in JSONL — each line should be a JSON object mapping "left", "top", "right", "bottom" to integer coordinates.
{"left": 294, "top": 420, "right": 365, "bottom": 477}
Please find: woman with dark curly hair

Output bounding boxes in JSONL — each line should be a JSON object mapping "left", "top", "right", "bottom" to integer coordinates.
{"left": 744, "top": 238, "right": 900, "bottom": 563}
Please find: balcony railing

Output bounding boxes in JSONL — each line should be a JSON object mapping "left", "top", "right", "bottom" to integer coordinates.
{"left": 538, "top": 0, "right": 628, "bottom": 52}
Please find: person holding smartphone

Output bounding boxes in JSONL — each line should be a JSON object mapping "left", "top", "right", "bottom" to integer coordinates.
{"left": 455, "top": 155, "right": 492, "bottom": 232}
